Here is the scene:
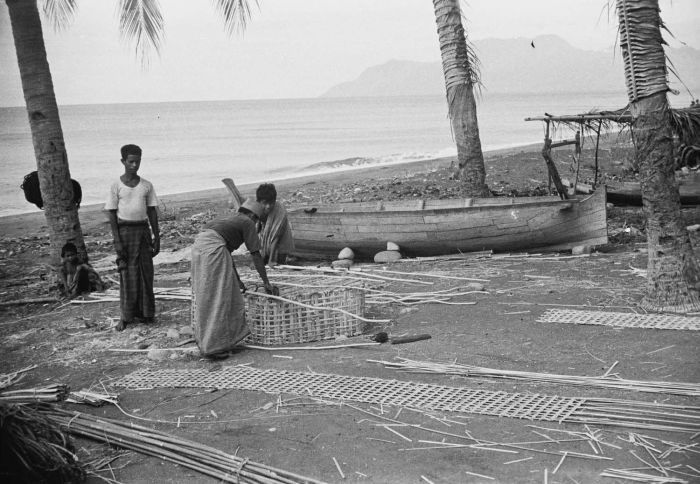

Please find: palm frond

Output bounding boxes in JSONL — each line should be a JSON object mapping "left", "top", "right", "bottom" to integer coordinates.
{"left": 670, "top": 105, "right": 700, "bottom": 145}
{"left": 118, "top": 0, "right": 164, "bottom": 67}
{"left": 616, "top": 0, "right": 669, "bottom": 101}
{"left": 211, "top": 0, "right": 259, "bottom": 35}
{"left": 41, "top": 0, "right": 77, "bottom": 31}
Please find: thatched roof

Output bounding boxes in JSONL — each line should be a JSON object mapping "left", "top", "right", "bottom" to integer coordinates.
{"left": 525, "top": 105, "right": 700, "bottom": 144}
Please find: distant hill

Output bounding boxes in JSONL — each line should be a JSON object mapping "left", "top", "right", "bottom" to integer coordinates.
{"left": 321, "top": 35, "right": 700, "bottom": 97}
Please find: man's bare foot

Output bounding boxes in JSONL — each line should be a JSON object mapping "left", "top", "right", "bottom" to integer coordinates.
{"left": 116, "top": 320, "right": 130, "bottom": 331}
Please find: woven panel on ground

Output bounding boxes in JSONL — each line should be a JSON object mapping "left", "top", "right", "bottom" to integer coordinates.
{"left": 537, "top": 309, "right": 700, "bottom": 331}
{"left": 244, "top": 275, "right": 366, "bottom": 345}
{"left": 115, "top": 365, "right": 584, "bottom": 423}
{"left": 114, "top": 366, "right": 700, "bottom": 432}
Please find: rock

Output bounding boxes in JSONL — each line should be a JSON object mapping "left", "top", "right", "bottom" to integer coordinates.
{"left": 166, "top": 328, "right": 180, "bottom": 339}
{"left": 338, "top": 247, "right": 355, "bottom": 260}
{"left": 386, "top": 241, "right": 400, "bottom": 251}
{"left": 374, "top": 250, "right": 402, "bottom": 263}
{"left": 606, "top": 203, "right": 615, "bottom": 209}
{"left": 147, "top": 349, "right": 169, "bottom": 361}
{"left": 331, "top": 259, "right": 353, "bottom": 269}
{"left": 179, "top": 326, "right": 194, "bottom": 336}
{"left": 687, "top": 224, "right": 700, "bottom": 232}
{"left": 571, "top": 244, "right": 592, "bottom": 255}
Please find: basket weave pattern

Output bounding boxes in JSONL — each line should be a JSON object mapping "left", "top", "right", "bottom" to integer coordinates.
{"left": 244, "top": 276, "right": 365, "bottom": 345}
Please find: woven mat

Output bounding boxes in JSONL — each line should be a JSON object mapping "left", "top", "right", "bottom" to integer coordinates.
{"left": 537, "top": 309, "right": 700, "bottom": 331}
{"left": 114, "top": 365, "right": 583, "bottom": 423}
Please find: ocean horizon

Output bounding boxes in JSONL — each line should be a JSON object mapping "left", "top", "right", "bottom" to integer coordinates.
{"left": 0, "top": 91, "right": 633, "bottom": 217}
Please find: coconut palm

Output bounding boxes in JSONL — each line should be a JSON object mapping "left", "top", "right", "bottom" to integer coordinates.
{"left": 432, "top": 0, "right": 490, "bottom": 196}
{"left": 616, "top": 0, "right": 700, "bottom": 312}
{"left": 5, "top": 0, "right": 255, "bottom": 269}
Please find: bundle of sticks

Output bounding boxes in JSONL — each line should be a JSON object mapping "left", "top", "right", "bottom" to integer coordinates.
{"left": 42, "top": 407, "right": 326, "bottom": 484}
{"left": 0, "top": 383, "right": 70, "bottom": 403}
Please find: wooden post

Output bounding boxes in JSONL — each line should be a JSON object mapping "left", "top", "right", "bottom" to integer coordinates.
{"left": 541, "top": 136, "right": 569, "bottom": 199}
{"left": 572, "top": 130, "right": 582, "bottom": 194}
{"left": 593, "top": 120, "right": 602, "bottom": 188}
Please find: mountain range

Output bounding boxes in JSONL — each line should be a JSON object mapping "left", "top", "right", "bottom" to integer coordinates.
{"left": 321, "top": 35, "right": 700, "bottom": 98}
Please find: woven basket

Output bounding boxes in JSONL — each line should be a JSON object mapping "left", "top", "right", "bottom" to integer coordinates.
{"left": 244, "top": 276, "right": 366, "bottom": 345}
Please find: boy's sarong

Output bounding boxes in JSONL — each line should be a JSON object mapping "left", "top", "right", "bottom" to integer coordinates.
{"left": 191, "top": 229, "right": 249, "bottom": 356}
{"left": 260, "top": 203, "right": 294, "bottom": 261}
{"left": 118, "top": 221, "right": 154, "bottom": 321}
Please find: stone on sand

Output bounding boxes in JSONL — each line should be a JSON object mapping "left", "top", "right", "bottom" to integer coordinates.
{"left": 374, "top": 250, "right": 402, "bottom": 263}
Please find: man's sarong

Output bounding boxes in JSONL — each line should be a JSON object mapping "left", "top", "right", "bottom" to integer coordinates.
{"left": 191, "top": 229, "right": 249, "bottom": 356}
{"left": 118, "top": 221, "right": 154, "bottom": 321}
{"left": 260, "top": 203, "right": 294, "bottom": 262}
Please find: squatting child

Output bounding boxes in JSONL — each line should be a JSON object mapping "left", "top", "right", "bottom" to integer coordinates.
{"left": 59, "top": 242, "right": 105, "bottom": 298}
{"left": 105, "top": 144, "right": 160, "bottom": 331}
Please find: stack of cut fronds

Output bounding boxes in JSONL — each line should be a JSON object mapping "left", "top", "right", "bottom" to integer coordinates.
{"left": 0, "top": 403, "right": 85, "bottom": 483}
{"left": 42, "top": 407, "right": 326, "bottom": 484}
{"left": 0, "top": 384, "right": 70, "bottom": 403}
{"left": 371, "top": 358, "right": 700, "bottom": 397}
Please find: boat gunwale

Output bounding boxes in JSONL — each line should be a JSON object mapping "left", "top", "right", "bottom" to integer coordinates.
{"left": 287, "top": 191, "right": 602, "bottom": 216}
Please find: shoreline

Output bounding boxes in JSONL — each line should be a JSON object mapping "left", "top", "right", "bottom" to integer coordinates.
{"left": 0, "top": 142, "right": 543, "bottom": 239}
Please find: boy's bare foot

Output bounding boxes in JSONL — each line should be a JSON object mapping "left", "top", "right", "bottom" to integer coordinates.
{"left": 116, "top": 320, "right": 130, "bottom": 331}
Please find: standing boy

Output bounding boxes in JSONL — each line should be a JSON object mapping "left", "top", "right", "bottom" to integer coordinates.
{"left": 105, "top": 144, "right": 160, "bottom": 331}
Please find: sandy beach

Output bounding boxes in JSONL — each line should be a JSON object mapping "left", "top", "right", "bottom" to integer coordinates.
{"left": 2, "top": 139, "right": 700, "bottom": 483}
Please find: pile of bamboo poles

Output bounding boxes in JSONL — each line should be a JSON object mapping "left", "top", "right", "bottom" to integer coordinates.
{"left": 42, "top": 406, "right": 326, "bottom": 484}
{"left": 371, "top": 358, "right": 700, "bottom": 397}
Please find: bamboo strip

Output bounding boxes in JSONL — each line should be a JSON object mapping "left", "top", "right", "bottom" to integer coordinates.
{"left": 371, "top": 358, "right": 700, "bottom": 397}
{"left": 275, "top": 264, "right": 433, "bottom": 285}
{"left": 351, "top": 266, "right": 488, "bottom": 283}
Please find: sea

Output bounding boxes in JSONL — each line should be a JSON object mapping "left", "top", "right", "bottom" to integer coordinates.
{"left": 0, "top": 91, "right": 636, "bottom": 218}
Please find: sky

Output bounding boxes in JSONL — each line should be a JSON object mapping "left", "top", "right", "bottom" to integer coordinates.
{"left": 1, "top": 0, "right": 698, "bottom": 107}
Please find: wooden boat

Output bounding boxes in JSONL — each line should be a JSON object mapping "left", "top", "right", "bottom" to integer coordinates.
{"left": 287, "top": 188, "right": 608, "bottom": 259}
{"left": 606, "top": 179, "right": 700, "bottom": 206}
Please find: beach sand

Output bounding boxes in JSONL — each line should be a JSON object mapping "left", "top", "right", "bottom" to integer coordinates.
{"left": 2, "top": 141, "right": 700, "bottom": 483}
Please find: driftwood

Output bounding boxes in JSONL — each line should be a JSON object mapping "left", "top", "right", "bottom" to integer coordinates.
{"left": 221, "top": 178, "right": 244, "bottom": 209}
{"left": 0, "top": 297, "right": 59, "bottom": 308}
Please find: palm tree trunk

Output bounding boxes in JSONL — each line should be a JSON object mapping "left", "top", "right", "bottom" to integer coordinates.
{"left": 6, "top": 0, "right": 86, "bottom": 267}
{"left": 433, "top": 0, "right": 490, "bottom": 196}
{"left": 617, "top": 0, "right": 700, "bottom": 312}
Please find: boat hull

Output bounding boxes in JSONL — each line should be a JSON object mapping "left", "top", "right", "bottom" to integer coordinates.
{"left": 288, "top": 189, "right": 608, "bottom": 259}
{"left": 607, "top": 180, "right": 700, "bottom": 206}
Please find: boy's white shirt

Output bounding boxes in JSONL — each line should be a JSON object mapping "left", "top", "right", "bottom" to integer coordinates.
{"left": 105, "top": 178, "right": 158, "bottom": 221}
